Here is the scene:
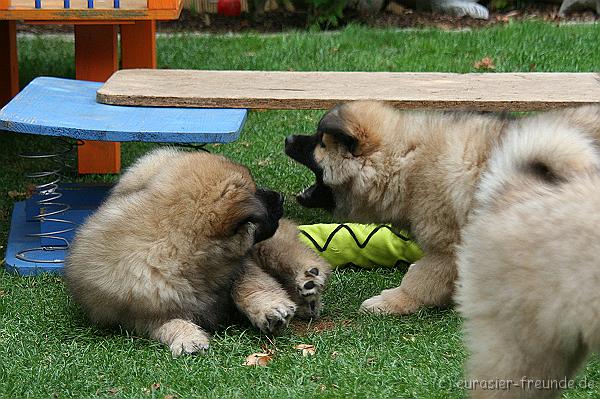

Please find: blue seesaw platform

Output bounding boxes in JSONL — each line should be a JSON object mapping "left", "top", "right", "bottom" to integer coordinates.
{"left": 1, "top": 77, "right": 248, "bottom": 275}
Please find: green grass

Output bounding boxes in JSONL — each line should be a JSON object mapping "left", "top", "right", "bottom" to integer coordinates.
{"left": 2, "top": 21, "right": 600, "bottom": 398}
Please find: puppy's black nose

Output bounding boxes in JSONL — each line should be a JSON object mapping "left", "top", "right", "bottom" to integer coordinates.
{"left": 277, "top": 192, "right": 285, "bottom": 207}
{"left": 284, "top": 135, "right": 296, "bottom": 153}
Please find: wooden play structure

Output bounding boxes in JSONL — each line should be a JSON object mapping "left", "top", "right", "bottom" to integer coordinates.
{"left": 1, "top": 70, "right": 599, "bottom": 275}
{"left": 0, "top": 76, "right": 246, "bottom": 274}
{"left": 0, "top": 0, "right": 183, "bottom": 174}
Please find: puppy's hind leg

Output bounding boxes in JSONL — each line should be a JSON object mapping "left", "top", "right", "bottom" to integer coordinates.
{"left": 361, "top": 251, "right": 455, "bottom": 315}
{"left": 465, "top": 319, "right": 586, "bottom": 399}
{"left": 253, "top": 219, "right": 331, "bottom": 319}
{"left": 149, "top": 319, "right": 210, "bottom": 358}
{"left": 233, "top": 258, "right": 297, "bottom": 335}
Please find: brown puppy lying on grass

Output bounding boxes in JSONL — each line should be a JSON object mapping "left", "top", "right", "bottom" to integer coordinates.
{"left": 64, "top": 148, "right": 330, "bottom": 357}
{"left": 456, "top": 116, "right": 600, "bottom": 398}
{"left": 285, "top": 101, "right": 600, "bottom": 316}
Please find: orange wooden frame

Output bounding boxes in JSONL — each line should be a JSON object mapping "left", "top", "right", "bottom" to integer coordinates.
{"left": 1, "top": 0, "right": 180, "bottom": 174}
{"left": 0, "top": 0, "right": 181, "bottom": 20}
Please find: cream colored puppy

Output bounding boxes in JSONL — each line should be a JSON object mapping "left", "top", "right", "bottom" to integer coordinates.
{"left": 64, "top": 148, "right": 329, "bottom": 357}
{"left": 456, "top": 115, "right": 600, "bottom": 399}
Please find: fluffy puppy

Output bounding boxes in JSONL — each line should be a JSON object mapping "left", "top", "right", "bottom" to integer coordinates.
{"left": 64, "top": 148, "right": 329, "bottom": 357}
{"left": 285, "top": 101, "right": 600, "bottom": 315}
{"left": 456, "top": 116, "right": 600, "bottom": 398}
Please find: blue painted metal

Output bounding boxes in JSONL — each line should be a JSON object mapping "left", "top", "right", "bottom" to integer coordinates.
{"left": 5, "top": 184, "right": 112, "bottom": 275}
{"left": 0, "top": 77, "right": 247, "bottom": 143}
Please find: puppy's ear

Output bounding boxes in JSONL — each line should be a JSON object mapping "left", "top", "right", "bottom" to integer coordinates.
{"left": 212, "top": 181, "right": 266, "bottom": 237}
{"left": 318, "top": 107, "right": 358, "bottom": 155}
{"left": 219, "top": 194, "right": 265, "bottom": 238}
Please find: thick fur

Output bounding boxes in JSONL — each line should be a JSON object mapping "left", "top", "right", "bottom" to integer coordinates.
{"left": 285, "top": 102, "right": 600, "bottom": 315}
{"left": 64, "top": 148, "right": 330, "bottom": 357}
{"left": 456, "top": 118, "right": 600, "bottom": 398}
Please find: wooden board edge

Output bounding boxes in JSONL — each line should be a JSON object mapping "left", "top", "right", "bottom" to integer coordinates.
{"left": 0, "top": 7, "right": 180, "bottom": 19}
{"left": 95, "top": 91, "right": 600, "bottom": 111}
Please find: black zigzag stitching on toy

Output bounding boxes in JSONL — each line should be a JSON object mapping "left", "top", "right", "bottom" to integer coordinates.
{"left": 298, "top": 224, "right": 411, "bottom": 253}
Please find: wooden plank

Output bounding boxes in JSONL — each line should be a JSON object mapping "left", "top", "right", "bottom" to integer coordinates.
{"left": 75, "top": 24, "right": 120, "bottom": 174}
{"left": 97, "top": 70, "right": 600, "bottom": 111}
{"left": 0, "top": 20, "right": 18, "bottom": 107}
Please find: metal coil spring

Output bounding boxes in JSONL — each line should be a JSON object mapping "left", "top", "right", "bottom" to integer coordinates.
{"left": 16, "top": 138, "right": 77, "bottom": 263}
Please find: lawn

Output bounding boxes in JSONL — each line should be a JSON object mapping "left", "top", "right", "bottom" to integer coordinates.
{"left": 2, "top": 21, "right": 600, "bottom": 398}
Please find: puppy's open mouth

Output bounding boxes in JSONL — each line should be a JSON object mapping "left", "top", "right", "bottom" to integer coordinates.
{"left": 297, "top": 182, "right": 335, "bottom": 211}
{"left": 285, "top": 134, "right": 336, "bottom": 212}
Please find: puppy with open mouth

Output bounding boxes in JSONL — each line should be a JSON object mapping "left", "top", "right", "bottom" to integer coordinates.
{"left": 285, "top": 101, "right": 600, "bottom": 315}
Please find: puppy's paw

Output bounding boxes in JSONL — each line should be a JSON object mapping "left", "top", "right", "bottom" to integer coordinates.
{"left": 151, "top": 319, "right": 210, "bottom": 358}
{"left": 169, "top": 329, "right": 210, "bottom": 358}
{"left": 293, "top": 267, "right": 327, "bottom": 319}
{"left": 360, "top": 289, "right": 422, "bottom": 315}
{"left": 247, "top": 300, "right": 296, "bottom": 335}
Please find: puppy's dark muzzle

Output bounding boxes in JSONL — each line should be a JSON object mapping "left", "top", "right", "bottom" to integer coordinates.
{"left": 284, "top": 135, "right": 336, "bottom": 212}
{"left": 253, "top": 188, "right": 284, "bottom": 244}
{"left": 285, "top": 135, "right": 319, "bottom": 172}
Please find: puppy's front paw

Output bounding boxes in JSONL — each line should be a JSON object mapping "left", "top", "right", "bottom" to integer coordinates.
{"left": 294, "top": 267, "right": 327, "bottom": 319}
{"left": 247, "top": 300, "right": 296, "bottom": 335}
{"left": 360, "top": 288, "right": 422, "bottom": 315}
{"left": 169, "top": 329, "right": 210, "bottom": 358}
{"left": 151, "top": 319, "right": 211, "bottom": 358}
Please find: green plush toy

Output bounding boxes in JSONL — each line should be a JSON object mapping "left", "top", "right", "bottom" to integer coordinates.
{"left": 298, "top": 223, "right": 423, "bottom": 269}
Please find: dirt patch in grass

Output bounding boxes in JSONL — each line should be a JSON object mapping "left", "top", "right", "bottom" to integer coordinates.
{"left": 290, "top": 318, "right": 353, "bottom": 335}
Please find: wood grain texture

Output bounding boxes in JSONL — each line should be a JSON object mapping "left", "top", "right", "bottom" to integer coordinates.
{"left": 97, "top": 70, "right": 600, "bottom": 111}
